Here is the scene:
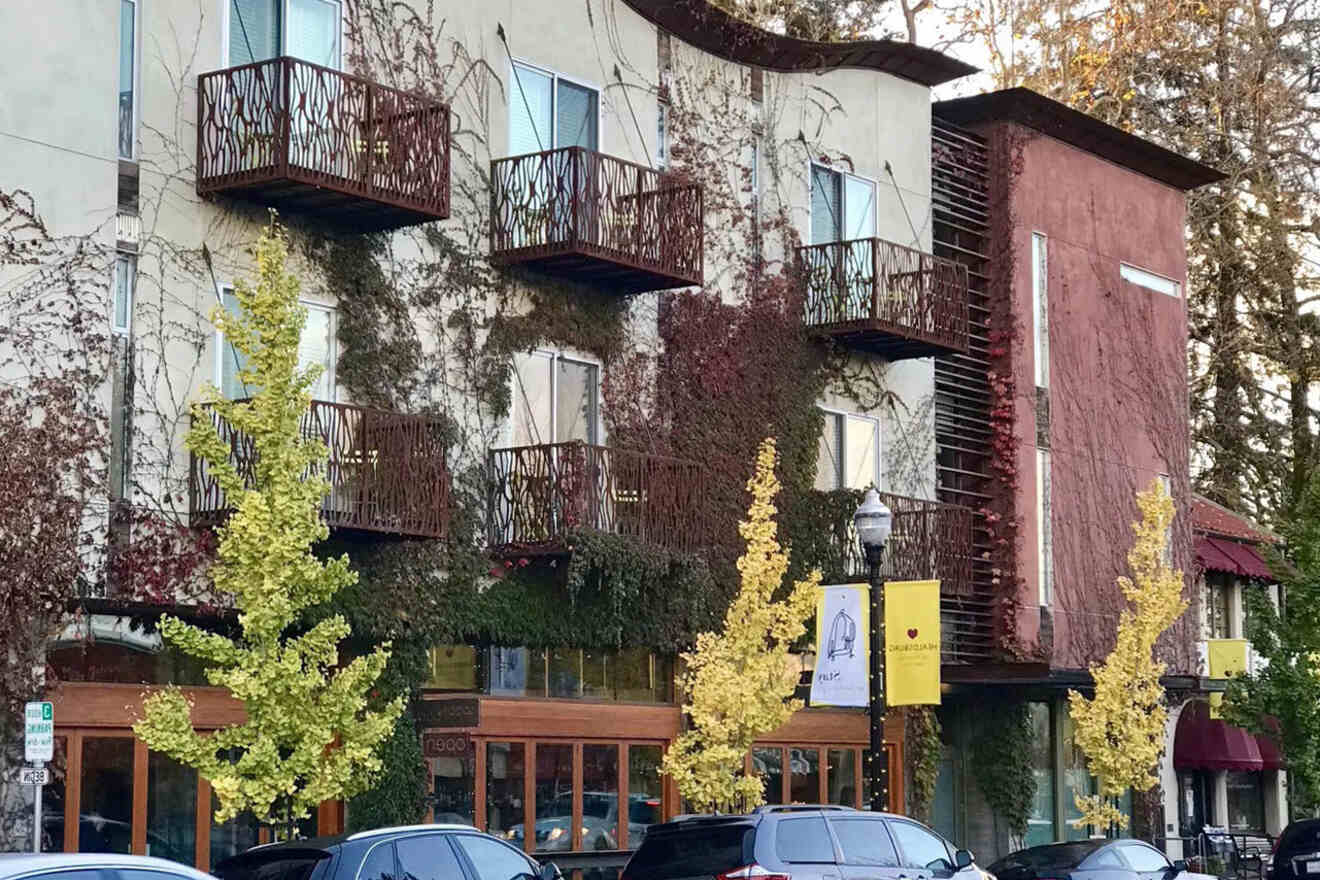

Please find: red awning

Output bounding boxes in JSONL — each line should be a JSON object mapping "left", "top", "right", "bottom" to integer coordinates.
{"left": 1197, "top": 536, "right": 1273, "bottom": 580}
{"left": 1174, "top": 700, "right": 1264, "bottom": 771}
{"left": 1257, "top": 734, "right": 1283, "bottom": 771}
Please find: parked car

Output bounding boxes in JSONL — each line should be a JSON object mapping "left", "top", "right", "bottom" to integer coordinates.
{"left": 1270, "top": 819, "right": 1320, "bottom": 880}
{"left": 622, "top": 805, "right": 982, "bottom": 880}
{"left": 0, "top": 853, "right": 216, "bottom": 880}
{"left": 214, "top": 824, "right": 559, "bottom": 880}
{"left": 988, "top": 840, "right": 1210, "bottom": 880}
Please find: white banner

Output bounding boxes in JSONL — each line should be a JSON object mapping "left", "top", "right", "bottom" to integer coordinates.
{"left": 810, "top": 584, "right": 870, "bottom": 707}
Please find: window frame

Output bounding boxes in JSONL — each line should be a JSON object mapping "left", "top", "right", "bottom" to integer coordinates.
{"left": 1120, "top": 262, "right": 1182, "bottom": 298}
{"left": 214, "top": 284, "right": 338, "bottom": 401}
{"left": 816, "top": 406, "right": 882, "bottom": 492}
{"left": 808, "top": 161, "right": 878, "bottom": 246}
{"left": 113, "top": 252, "right": 136, "bottom": 335}
{"left": 118, "top": 0, "right": 140, "bottom": 161}
{"left": 507, "top": 348, "right": 604, "bottom": 447}
{"left": 1031, "top": 231, "right": 1048, "bottom": 390}
{"left": 222, "top": 0, "right": 345, "bottom": 69}
{"left": 507, "top": 58, "right": 603, "bottom": 156}
{"left": 1036, "top": 447, "right": 1053, "bottom": 607}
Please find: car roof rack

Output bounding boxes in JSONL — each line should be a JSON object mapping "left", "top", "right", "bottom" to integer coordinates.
{"left": 752, "top": 805, "right": 858, "bottom": 814}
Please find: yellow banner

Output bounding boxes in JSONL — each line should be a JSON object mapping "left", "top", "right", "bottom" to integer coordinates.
{"left": 885, "top": 580, "right": 941, "bottom": 706}
{"left": 811, "top": 584, "right": 870, "bottom": 707}
{"left": 1208, "top": 638, "right": 1249, "bottom": 719}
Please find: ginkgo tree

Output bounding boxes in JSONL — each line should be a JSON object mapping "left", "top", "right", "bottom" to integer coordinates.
{"left": 134, "top": 222, "right": 402, "bottom": 836}
{"left": 661, "top": 437, "right": 820, "bottom": 813}
{"left": 1068, "top": 479, "right": 1188, "bottom": 830}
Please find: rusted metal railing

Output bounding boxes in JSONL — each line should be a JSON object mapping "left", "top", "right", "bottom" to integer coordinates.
{"left": 190, "top": 400, "right": 451, "bottom": 539}
{"left": 487, "top": 442, "right": 707, "bottom": 554}
{"left": 798, "top": 236, "right": 970, "bottom": 354}
{"left": 489, "top": 147, "right": 703, "bottom": 289}
{"left": 196, "top": 56, "right": 450, "bottom": 222}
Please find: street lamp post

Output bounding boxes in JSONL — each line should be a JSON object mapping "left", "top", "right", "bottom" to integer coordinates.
{"left": 854, "top": 487, "right": 892, "bottom": 813}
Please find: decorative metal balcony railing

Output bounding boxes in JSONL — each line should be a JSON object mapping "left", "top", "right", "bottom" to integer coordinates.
{"left": 190, "top": 400, "right": 451, "bottom": 539}
{"left": 798, "top": 237, "right": 970, "bottom": 359}
{"left": 196, "top": 57, "right": 451, "bottom": 231}
{"left": 790, "top": 489, "right": 990, "bottom": 662}
{"left": 489, "top": 147, "right": 703, "bottom": 294}
{"left": 487, "top": 442, "right": 707, "bottom": 555}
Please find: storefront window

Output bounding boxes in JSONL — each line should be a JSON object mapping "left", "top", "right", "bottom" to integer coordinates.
{"left": 50, "top": 641, "right": 209, "bottom": 686}
{"left": 147, "top": 751, "right": 197, "bottom": 864}
{"left": 535, "top": 744, "right": 574, "bottom": 852}
{"left": 80, "top": 737, "right": 135, "bottom": 853}
{"left": 429, "top": 645, "right": 674, "bottom": 703}
{"left": 628, "top": 746, "right": 663, "bottom": 846}
{"left": 827, "top": 749, "right": 857, "bottom": 806}
{"left": 1227, "top": 771, "right": 1265, "bottom": 832}
{"left": 1060, "top": 705, "right": 1091, "bottom": 840}
{"left": 789, "top": 747, "right": 821, "bottom": 803}
{"left": 39, "top": 736, "right": 68, "bottom": 853}
{"left": 432, "top": 753, "right": 475, "bottom": 825}
{"left": 428, "top": 645, "right": 479, "bottom": 691}
{"left": 210, "top": 802, "right": 261, "bottom": 868}
{"left": 583, "top": 745, "right": 619, "bottom": 849}
{"left": 1025, "top": 702, "right": 1055, "bottom": 847}
{"left": 754, "top": 747, "right": 784, "bottom": 804}
{"left": 486, "top": 742, "right": 526, "bottom": 839}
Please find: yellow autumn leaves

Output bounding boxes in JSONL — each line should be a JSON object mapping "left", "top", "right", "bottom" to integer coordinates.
{"left": 661, "top": 438, "right": 820, "bottom": 813}
{"left": 1068, "top": 479, "right": 1187, "bottom": 830}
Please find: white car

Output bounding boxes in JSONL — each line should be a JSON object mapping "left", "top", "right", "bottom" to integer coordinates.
{"left": 0, "top": 854, "right": 216, "bottom": 880}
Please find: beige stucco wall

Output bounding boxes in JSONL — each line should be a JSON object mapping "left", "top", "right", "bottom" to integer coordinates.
{"left": 1, "top": 0, "right": 947, "bottom": 557}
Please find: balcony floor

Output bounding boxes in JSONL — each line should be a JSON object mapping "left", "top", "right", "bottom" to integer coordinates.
{"left": 492, "top": 242, "right": 701, "bottom": 295}
{"left": 812, "top": 317, "right": 967, "bottom": 360}
{"left": 204, "top": 170, "right": 445, "bottom": 233}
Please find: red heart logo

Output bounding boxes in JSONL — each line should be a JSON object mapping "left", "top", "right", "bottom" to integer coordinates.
{"left": 907, "top": 628, "right": 918, "bottom": 639}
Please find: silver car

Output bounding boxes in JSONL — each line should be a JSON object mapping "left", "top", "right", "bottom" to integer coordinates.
{"left": 0, "top": 854, "right": 216, "bottom": 880}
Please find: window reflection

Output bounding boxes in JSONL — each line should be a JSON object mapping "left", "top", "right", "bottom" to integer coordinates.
{"left": 147, "top": 751, "right": 197, "bottom": 864}
{"left": 789, "top": 747, "right": 820, "bottom": 803}
{"left": 583, "top": 745, "right": 619, "bottom": 850}
{"left": 628, "top": 746, "right": 663, "bottom": 847}
{"left": 431, "top": 754, "right": 475, "bottom": 826}
{"left": 426, "top": 646, "right": 674, "bottom": 704}
{"left": 753, "top": 747, "right": 783, "bottom": 804}
{"left": 534, "top": 744, "right": 574, "bottom": 852}
{"left": 79, "top": 737, "right": 134, "bottom": 853}
{"left": 486, "top": 742, "right": 525, "bottom": 839}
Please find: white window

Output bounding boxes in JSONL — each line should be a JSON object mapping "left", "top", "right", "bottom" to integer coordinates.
{"left": 1121, "top": 262, "right": 1182, "bottom": 298}
{"left": 1032, "top": 232, "right": 1049, "bottom": 389}
{"left": 508, "top": 61, "right": 599, "bottom": 155}
{"left": 217, "top": 288, "right": 336, "bottom": 401}
{"left": 815, "top": 408, "right": 881, "bottom": 491}
{"left": 113, "top": 253, "right": 135, "bottom": 335}
{"left": 657, "top": 103, "right": 668, "bottom": 168}
{"left": 118, "top": 0, "right": 137, "bottom": 159}
{"left": 810, "top": 163, "right": 875, "bottom": 245}
{"left": 510, "top": 350, "right": 600, "bottom": 446}
{"left": 1159, "top": 472, "right": 1173, "bottom": 565}
{"left": 1036, "top": 448, "right": 1053, "bottom": 606}
{"left": 227, "top": 0, "right": 342, "bottom": 68}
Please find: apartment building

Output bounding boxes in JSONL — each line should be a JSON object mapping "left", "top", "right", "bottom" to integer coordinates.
{"left": 0, "top": 0, "right": 1231, "bottom": 869}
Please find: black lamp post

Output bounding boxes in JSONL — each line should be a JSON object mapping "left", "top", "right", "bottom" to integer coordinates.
{"left": 854, "top": 487, "right": 892, "bottom": 812}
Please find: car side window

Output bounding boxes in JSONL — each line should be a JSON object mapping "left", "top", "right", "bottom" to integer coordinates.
{"left": 1119, "top": 844, "right": 1171, "bottom": 873}
{"left": 455, "top": 833, "right": 538, "bottom": 880}
{"left": 775, "top": 817, "right": 837, "bottom": 864}
{"left": 113, "top": 871, "right": 198, "bottom": 880}
{"left": 360, "top": 841, "right": 400, "bottom": 880}
{"left": 35, "top": 871, "right": 110, "bottom": 880}
{"left": 830, "top": 818, "right": 900, "bottom": 867}
{"left": 398, "top": 834, "right": 467, "bottom": 880}
{"left": 1087, "top": 849, "right": 1126, "bottom": 868}
{"left": 888, "top": 821, "right": 953, "bottom": 872}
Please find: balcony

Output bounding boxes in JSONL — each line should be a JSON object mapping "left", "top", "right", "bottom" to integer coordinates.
{"left": 190, "top": 400, "right": 451, "bottom": 539}
{"left": 489, "top": 147, "right": 703, "bottom": 294}
{"left": 798, "top": 237, "right": 970, "bottom": 359}
{"left": 790, "top": 490, "right": 991, "bottom": 662}
{"left": 487, "top": 442, "right": 707, "bottom": 555}
{"left": 196, "top": 57, "right": 450, "bottom": 232}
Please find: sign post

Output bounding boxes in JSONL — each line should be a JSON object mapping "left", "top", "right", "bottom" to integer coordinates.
{"left": 24, "top": 701, "right": 53, "bottom": 853}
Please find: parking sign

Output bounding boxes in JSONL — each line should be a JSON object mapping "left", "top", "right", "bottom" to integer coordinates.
{"left": 24, "top": 702, "right": 53, "bottom": 763}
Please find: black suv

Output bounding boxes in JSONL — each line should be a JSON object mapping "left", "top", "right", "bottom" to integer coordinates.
{"left": 623, "top": 806, "right": 981, "bottom": 880}
{"left": 214, "top": 825, "right": 559, "bottom": 880}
